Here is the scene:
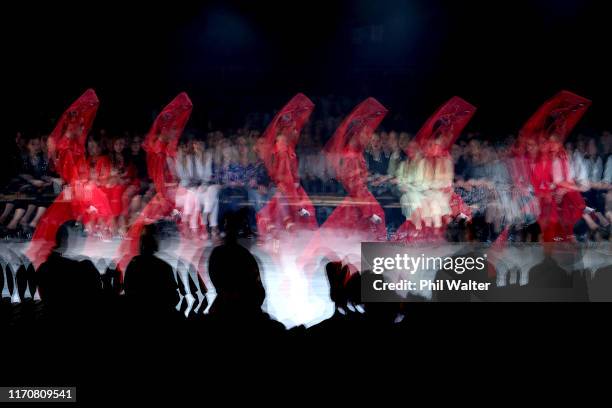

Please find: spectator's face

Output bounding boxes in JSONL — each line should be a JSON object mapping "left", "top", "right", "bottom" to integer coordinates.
{"left": 497, "top": 145, "right": 508, "bottom": 158}
{"left": 237, "top": 137, "right": 248, "bottom": 155}
{"left": 16, "top": 132, "right": 26, "bottom": 149}
{"left": 130, "top": 137, "right": 142, "bottom": 154}
{"left": 113, "top": 138, "right": 126, "bottom": 154}
{"left": 27, "top": 138, "right": 41, "bottom": 155}
{"left": 406, "top": 141, "right": 419, "bottom": 159}
{"left": 370, "top": 134, "right": 381, "bottom": 150}
{"left": 399, "top": 134, "right": 411, "bottom": 151}
{"left": 587, "top": 139, "right": 598, "bottom": 156}
{"left": 468, "top": 139, "right": 480, "bottom": 156}
{"left": 254, "top": 138, "right": 266, "bottom": 155}
{"left": 381, "top": 132, "right": 391, "bottom": 149}
{"left": 548, "top": 136, "right": 562, "bottom": 155}
{"left": 222, "top": 145, "right": 234, "bottom": 161}
{"left": 526, "top": 140, "right": 538, "bottom": 157}
{"left": 87, "top": 139, "right": 101, "bottom": 157}
{"left": 388, "top": 133, "right": 399, "bottom": 150}
{"left": 193, "top": 140, "right": 205, "bottom": 154}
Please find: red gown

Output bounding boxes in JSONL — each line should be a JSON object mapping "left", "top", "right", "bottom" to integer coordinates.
{"left": 27, "top": 89, "right": 113, "bottom": 268}
{"left": 116, "top": 92, "right": 193, "bottom": 273}
{"left": 322, "top": 98, "right": 388, "bottom": 235}
{"left": 297, "top": 98, "right": 388, "bottom": 268}
{"left": 256, "top": 93, "right": 317, "bottom": 234}
{"left": 510, "top": 91, "right": 590, "bottom": 243}
{"left": 394, "top": 96, "right": 476, "bottom": 242}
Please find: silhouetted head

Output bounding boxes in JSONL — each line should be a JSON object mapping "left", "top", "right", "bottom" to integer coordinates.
{"left": 140, "top": 224, "right": 159, "bottom": 256}
{"left": 54, "top": 221, "right": 80, "bottom": 253}
{"left": 325, "top": 261, "right": 348, "bottom": 307}
{"left": 208, "top": 242, "right": 265, "bottom": 310}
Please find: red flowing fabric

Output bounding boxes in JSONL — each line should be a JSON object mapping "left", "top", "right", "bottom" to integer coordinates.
{"left": 256, "top": 93, "right": 317, "bottom": 233}
{"left": 322, "top": 97, "right": 388, "bottom": 233}
{"left": 493, "top": 91, "right": 590, "bottom": 251}
{"left": 518, "top": 90, "right": 591, "bottom": 146}
{"left": 298, "top": 98, "right": 388, "bottom": 268}
{"left": 521, "top": 91, "right": 590, "bottom": 241}
{"left": 395, "top": 97, "right": 476, "bottom": 241}
{"left": 116, "top": 92, "right": 193, "bottom": 272}
{"left": 27, "top": 89, "right": 113, "bottom": 268}
{"left": 414, "top": 96, "right": 476, "bottom": 152}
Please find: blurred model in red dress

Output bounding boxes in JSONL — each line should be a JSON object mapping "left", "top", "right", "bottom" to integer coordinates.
{"left": 116, "top": 92, "right": 193, "bottom": 273}
{"left": 27, "top": 89, "right": 113, "bottom": 268}
{"left": 256, "top": 93, "right": 317, "bottom": 240}
{"left": 519, "top": 91, "right": 591, "bottom": 242}
{"left": 297, "top": 98, "right": 388, "bottom": 269}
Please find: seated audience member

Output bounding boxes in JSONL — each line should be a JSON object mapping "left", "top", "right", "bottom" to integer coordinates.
{"left": 1, "top": 135, "right": 56, "bottom": 238}
{"left": 308, "top": 262, "right": 362, "bottom": 338}
{"left": 104, "top": 135, "right": 137, "bottom": 236}
{"left": 190, "top": 138, "right": 216, "bottom": 238}
{"left": 124, "top": 223, "right": 180, "bottom": 320}
{"left": 125, "top": 135, "right": 154, "bottom": 223}
{"left": 175, "top": 139, "right": 200, "bottom": 237}
{"left": 217, "top": 137, "right": 254, "bottom": 236}
{"left": 205, "top": 237, "right": 285, "bottom": 337}
{"left": 365, "top": 132, "right": 396, "bottom": 236}
{"left": 36, "top": 221, "right": 103, "bottom": 323}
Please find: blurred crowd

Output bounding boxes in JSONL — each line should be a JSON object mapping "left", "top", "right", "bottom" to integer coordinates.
{"left": 2, "top": 97, "right": 612, "bottom": 244}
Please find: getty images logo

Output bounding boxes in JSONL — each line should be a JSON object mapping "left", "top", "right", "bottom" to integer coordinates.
{"left": 371, "top": 253, "right": 487, "bottom": 275}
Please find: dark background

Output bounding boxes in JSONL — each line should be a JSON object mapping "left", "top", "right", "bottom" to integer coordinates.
{"left": 2, "top": 0, "right": 610, "bottom": 138}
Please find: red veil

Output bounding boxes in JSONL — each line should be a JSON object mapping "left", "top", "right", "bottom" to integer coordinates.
{"left": 518, "top": 90, "right": 591, "bottom": 146}
{"left": 413, "top": 96, "right": 476, "bottom": 154}
{"left": 260, "top": 93, "right": 314, "bottom": 167}
{"left": 47, "top": 89, "right": 99, "bottom": 181}
{"left": 494, "top": 90, "right": 591, "bottom": 248}
{"left": 143, "top": 92, "right": 193, "bottom": 200}
{"left": 256, "top": 93, "right": 317, "bottom": 233}
{"left": 116, "top": 93, "right": 193, "bottom": 273}
{"left": 27, "top": 89, "right": 110, "bottom": 268}
{"left": 324, "top": 97, "right": 388, "bottom": 175}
